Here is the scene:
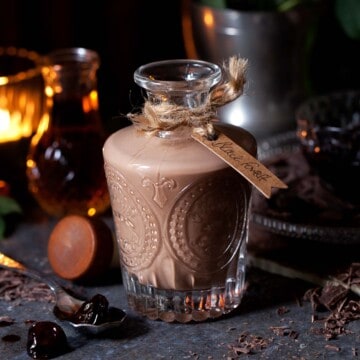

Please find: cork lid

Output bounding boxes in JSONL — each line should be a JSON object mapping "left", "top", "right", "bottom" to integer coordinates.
{"left": 47, "top": 215, "right": 114, "bottom": 281}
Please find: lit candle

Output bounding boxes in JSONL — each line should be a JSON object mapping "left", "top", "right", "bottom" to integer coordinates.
{"left": 0, "top": 107, "right": 32, "bottom": 143}
{"left": 0, "top": 47, "right": 44, "bottom": 145}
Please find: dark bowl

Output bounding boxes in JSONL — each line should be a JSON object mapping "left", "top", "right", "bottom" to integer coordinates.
{"left": 296, "top": 91, "right": 360, "bottom": 204}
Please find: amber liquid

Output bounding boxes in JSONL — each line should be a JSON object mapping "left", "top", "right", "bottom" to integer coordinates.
{"left": 27, "top": 94, "right": 110, "bottom": 217}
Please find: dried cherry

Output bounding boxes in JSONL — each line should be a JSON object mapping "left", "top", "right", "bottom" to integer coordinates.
{"left": 27, "top": 321, "right": 69, "bottom": 359}
{"left": 71, "top": 293, "right": 109, "bottom": 325}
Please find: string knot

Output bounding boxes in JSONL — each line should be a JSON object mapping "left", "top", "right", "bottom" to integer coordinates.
{"left": 128, "top": 56, "right": 247, "bottom": 138}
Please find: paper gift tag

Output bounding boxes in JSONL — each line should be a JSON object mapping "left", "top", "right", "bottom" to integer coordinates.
{"left": 192, "top": 131, "right": 287, "bottom": 198}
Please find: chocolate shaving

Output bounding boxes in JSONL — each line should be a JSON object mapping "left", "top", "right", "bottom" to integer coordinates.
{"left": 269, "top": 326, "right": 299, "bottom": 339}
{"left": 325, "top": 344, "right": 341, "bottom": 352}
{"left": 303, "top": 263, "right": 360, "bottom": 340}
{"left": 228, "top": 332, "right": 272, "bottom": 356}
{"left": 277, "top": 306, "right": 289, "bottom": 315}
{"left": 0, "top": 269, "right": 54, "bottom": 303}
{"left": 0, "top": 316, "right": 15, "bottom": 326}
{"left": 251, "top": 150, "right": 360, "bottom": 227}
{"left": 2, "top": 334, "right": 21, "bottom": 342}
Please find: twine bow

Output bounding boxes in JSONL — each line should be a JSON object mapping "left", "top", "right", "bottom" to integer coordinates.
{"left": 127, "top": 56, "right": 248, "bottom": 139}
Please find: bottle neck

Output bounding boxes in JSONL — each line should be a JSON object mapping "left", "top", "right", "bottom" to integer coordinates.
{"left": 41, "top": 70, "right": 101, "bottom": 130}
{"left": 42, "top": 64, "right": 98, "bottom": 95}
{"left": 155, "top": 127, "right": 193, "bottom": 141}
{"left": 146, "top": 89, "right": 210, "bottom": 109}
{"left": 131, "top": 59, "right": 222, "bottom": 135}
{"left": 42, "top": 48, "right": 99, "bottom": 96}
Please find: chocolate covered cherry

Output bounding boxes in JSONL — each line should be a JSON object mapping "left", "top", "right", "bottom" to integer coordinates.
{"left": 71, "top": 293, "right": 109, "bottom": 325}
{"left": 27, "top": 321, "right": 69, "bottom": 359}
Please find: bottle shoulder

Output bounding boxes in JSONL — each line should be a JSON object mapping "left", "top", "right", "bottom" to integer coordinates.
{"left": 103, "top": 125, "right": 227, "bottom": 172}
{"left": 103, "top": 123, "right": 257, "bottom": 173}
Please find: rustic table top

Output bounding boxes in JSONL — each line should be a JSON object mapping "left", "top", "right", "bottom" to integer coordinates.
{"left": 0, "top": 208, "right": 359, "bottom": 360}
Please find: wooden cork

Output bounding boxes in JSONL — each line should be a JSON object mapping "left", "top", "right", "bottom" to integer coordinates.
{"left": 47, "top": 215, "right": 114, "bottom": 282}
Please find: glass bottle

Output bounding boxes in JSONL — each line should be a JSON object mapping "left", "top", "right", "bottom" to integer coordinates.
{"left": 103, "top": 59, "right": 257, "bottom": 322}
{"left": 26, "top": 48, "right": 110, "bottom": 217}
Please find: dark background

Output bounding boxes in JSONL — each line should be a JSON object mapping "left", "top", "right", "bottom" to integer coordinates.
{"left": 0, "top": 0, "right": 359, "bottom": 134}
{"left": 0, "top": 0, "right": 187, "bottom": 133}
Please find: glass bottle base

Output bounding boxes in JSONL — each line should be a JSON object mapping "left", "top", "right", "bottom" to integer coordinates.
{"left": 122, "top": 269, "right": 246, "bottom": 323}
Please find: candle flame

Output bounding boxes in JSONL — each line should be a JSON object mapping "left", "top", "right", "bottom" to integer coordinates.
{"left": 0, "top": 46, "right": 44, "bottom": 144}
{"left": 0, "top": 108, "right": 31, "bottom": 143}
{"left": 203, "top": 9, "right": 214, "bottom": 28}
{"left": 0, "top": 77, "right": 9, "bottom": 86}
{"left": 82, "top": 90, "right": 99, "bottom": 113}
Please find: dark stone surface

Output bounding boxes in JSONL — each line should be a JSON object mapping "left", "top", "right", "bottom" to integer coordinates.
{"left": 0, "top": 211, "right": 359, "bottom": 359}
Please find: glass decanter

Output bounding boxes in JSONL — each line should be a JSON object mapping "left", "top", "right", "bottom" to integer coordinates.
{"left": 103, "top": 59, "right": 257, "bottom": 322}
{"left": 26, "top": 48, "right": 110, "bottom": 217}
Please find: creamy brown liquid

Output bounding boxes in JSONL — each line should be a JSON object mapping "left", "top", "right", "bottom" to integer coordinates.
{"left": 103, "top": 124, "right": 256, "bottom": 291}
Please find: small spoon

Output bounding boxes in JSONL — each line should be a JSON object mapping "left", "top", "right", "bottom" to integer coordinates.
{"left": 0, "top": 252, "right": 126, "bottom": 334}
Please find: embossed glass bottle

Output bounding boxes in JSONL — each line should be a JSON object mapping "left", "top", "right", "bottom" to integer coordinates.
{"left": 103, "top": 59, "right": 257, "bottom": 322}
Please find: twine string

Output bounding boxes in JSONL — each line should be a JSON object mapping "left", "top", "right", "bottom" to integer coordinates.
{"left": 128, "top": 56, "right": 248, "bottom": 138}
